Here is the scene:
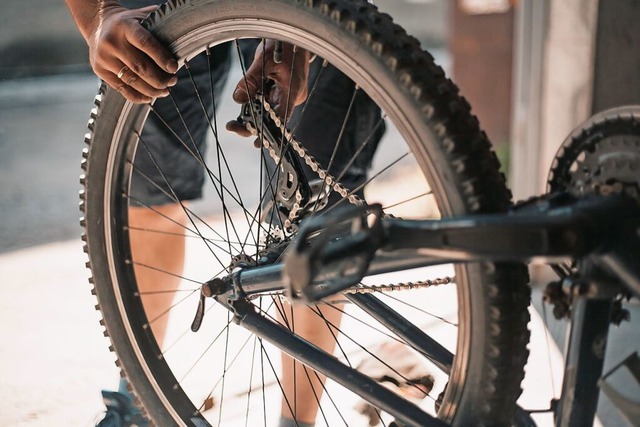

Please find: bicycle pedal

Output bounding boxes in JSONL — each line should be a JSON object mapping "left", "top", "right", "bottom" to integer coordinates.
{"left": 284, "top": 203, "right": 384, "bottom": 303}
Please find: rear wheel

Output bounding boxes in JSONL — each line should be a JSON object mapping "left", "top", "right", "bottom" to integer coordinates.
{"left": 81, "top": 0, "right": 530, "bottom": 425}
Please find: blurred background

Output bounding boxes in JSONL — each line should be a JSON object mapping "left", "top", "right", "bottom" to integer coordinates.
{"left": 1, "top": 0, "right": 639, "bottom": 426}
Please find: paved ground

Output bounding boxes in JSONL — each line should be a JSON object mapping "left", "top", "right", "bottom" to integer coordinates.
{"left": 0, "top": 1, "right": 637, "bottom": 424}
{"left": 0, "top": 74, "right": 98, "bottom": 253}
{"left": 0, "top": 239, "right": 119, "bottom": 427}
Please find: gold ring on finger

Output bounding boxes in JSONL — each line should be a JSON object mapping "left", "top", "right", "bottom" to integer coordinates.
{"left": 117, "top": 66, "right": 129, "bottom": 80}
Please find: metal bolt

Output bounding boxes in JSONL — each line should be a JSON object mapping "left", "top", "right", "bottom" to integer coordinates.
{"left": 202, "top": 278, "right": 227, "bottom": 297}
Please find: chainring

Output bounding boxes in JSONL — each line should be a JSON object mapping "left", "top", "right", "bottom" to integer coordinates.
{"left": 548, "top": 106, "right": 640, "bottom": 200}
{"left": 545, "top": 107, "right": 640, "bottom": 315}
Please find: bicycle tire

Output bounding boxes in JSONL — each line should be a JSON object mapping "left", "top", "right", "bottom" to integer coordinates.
{"left": 80, "top": 0, "right": 530, "bottom": 425}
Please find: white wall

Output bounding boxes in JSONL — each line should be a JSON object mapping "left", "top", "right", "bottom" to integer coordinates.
{"left": 510, "top": 0, "right": 598, "bottom": 200}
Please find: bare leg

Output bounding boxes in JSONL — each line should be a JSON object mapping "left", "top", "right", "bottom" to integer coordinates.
{"left": 128, "top": 204, "right": 187, "bottom": 348}
{"left": 278, "top": 301, "right": 344, "bottom": 424}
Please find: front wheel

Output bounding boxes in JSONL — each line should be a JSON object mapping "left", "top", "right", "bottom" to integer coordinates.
{"left": 81, "top": 0, "right": 530, "bottom": 425}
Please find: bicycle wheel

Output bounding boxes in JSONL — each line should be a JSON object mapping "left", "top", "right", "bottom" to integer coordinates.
{"left": 80, "top": 0, "right": 530, "bottom": 425}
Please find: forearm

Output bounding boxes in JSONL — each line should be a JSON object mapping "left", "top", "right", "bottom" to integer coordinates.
{"left": 65, "top": 0, "right": 121, "bottom": 42}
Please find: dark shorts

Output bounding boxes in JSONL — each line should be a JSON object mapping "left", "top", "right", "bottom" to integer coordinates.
{"left": 125, "top": 1, "right": 384, "bottom": 206}
{"left": 129, "top": 44, "right": 233, "bottom": 206}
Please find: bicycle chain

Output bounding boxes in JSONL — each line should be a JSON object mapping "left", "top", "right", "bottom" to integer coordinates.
{"left": 344, "top": 276, "right": 455, "bottom": 294}
{"left": 254, "top": 98, "right": 364, "bottom": 230}
{"left": 250, "top": 97, "right": 455, "bottom": 291}
{"left": 250, "top": 276, "right": 456, "bottom": 299}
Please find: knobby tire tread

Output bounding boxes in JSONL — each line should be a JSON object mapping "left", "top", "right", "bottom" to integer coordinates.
{"left": 80, "top": 0, "right": 531, "bottom": 425}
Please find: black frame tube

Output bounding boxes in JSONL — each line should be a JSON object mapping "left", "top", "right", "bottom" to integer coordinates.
{"left": 236, "top": 195, "right": 639, "bottom": 299}
{"left": 555, "top": 297, "right": 612, "bottom": 426}
{"left": 233, "top": 299, "right": 449, "bottom": 427}
{"left": 346, "top": 293, "right": 453, "bottom": 373}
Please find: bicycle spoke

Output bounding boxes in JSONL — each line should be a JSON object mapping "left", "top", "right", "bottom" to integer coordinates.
{"left": 128, "top": 225, "right": 254, "bottom": 250}
{"left": 179, "top": 317, "right": 234, "bottom": 384}
{"left": 309, "top": 114, "right": 388, "bottom": 216}
{"left": 260, "top": 338, "right": 298, "bottom": 423}
{"left": 217, "top": 312, "right": 232, "bottom": 427}
{"left": 233, "top": 39, "right": 290, "bottom": 253}
{"left": 262, "top": 299, "right": 352, "bottom": 423}
{"left": 279, "top": 45, "right": 299, "bottom": 146}
{"left": 383, "top": 190, "right": 434, "bottom": 211}
{"left": 373, "top": 288, "right": 458, "bottom": 327}
{"left": 301, "top": 366, "right": 330, "bottom": 426}
{"left": 541, "top": 298, "right": 558, "bottom": 396}
{"left": 183, "top": 63, "right": 254, "bottom": 255}
{"left": 310, "top": 85, "right": 359, "bottom": 216}
{"left": 325, "top": 151, "right": 410, "bottom": 214}
{"left": 145, "top": 287, "right": 200, "bottom": 326}
{"left": 130, "top": 140, "right": 234, "bottom": 263}
{"left": 196, "top": 333, "right": 257, "bottom": 413}
{"left": 138, "top": 289, "right": 198, "bottom": 295}
{"left": 244, "top": 335, "right": 259, "bottom": 427}
{"left": 130, "top": 164, "right": 264, "bottom": 251}
{"left": 313, "top": 303, "right": 353, "bottom": 369}
{"left": 128, "top": 163, "right": 250, "bottom": 256}
{"left": 188, "top": 299, "right": 277, "bottom": 415}
{"left": 85, "top": 2, "right": 530, "bottom": 425}
{"left": 305, "top": 304, "right": 435, "bottom": 400}
{"left": 162, "top": 301, "right": 218, "bottom": 355}
{"left": 150, "top": 90, "right": 267, "bottom": 243}
{"left": 129, "top": 261, "right": 202, "bottom": 286}
{"left": 319, "top": 300, "right": 409, "bottom": 347}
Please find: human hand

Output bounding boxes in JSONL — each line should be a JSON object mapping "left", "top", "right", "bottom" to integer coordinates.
{"left": 86, "top": 4, "right": 178, "bottom": 103}
{"left": 226, "top": 40, "right": 311, "bottom": 137}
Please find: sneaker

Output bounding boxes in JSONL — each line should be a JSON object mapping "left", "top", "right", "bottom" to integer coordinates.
{"left": 95, "top": 390, "right": 149, "bottom": 427}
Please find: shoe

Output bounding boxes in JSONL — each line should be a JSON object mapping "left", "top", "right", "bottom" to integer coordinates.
{"left": 95, "top": 390, "right": 149, "bottom": 427}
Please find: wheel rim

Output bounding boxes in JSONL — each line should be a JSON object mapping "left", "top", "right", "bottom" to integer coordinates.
{"left": 98, "top": 16, "right": 478, "bottom": 427}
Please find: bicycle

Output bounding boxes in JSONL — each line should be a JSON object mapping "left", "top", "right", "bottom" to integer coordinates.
{"left": 78, "top": 0, "right": 639, "bottom": 426}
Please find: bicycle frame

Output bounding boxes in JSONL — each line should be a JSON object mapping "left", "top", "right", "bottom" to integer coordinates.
{"left": 200, "top": 191, "right": 640, "bottom": 426}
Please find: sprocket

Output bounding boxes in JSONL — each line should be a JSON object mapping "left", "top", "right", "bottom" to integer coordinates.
{"left": 548, "top": 106, "right": 640, "bottom": 200}
{"left": 229, "top": 253, "right": 255, "bottom": 271}
{"left": 544, "top": 106, "right": 640, "bottom": 318}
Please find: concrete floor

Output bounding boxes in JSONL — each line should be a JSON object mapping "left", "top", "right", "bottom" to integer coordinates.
{"left": 0, "top": 0, "right": 637, "bottom": 424}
